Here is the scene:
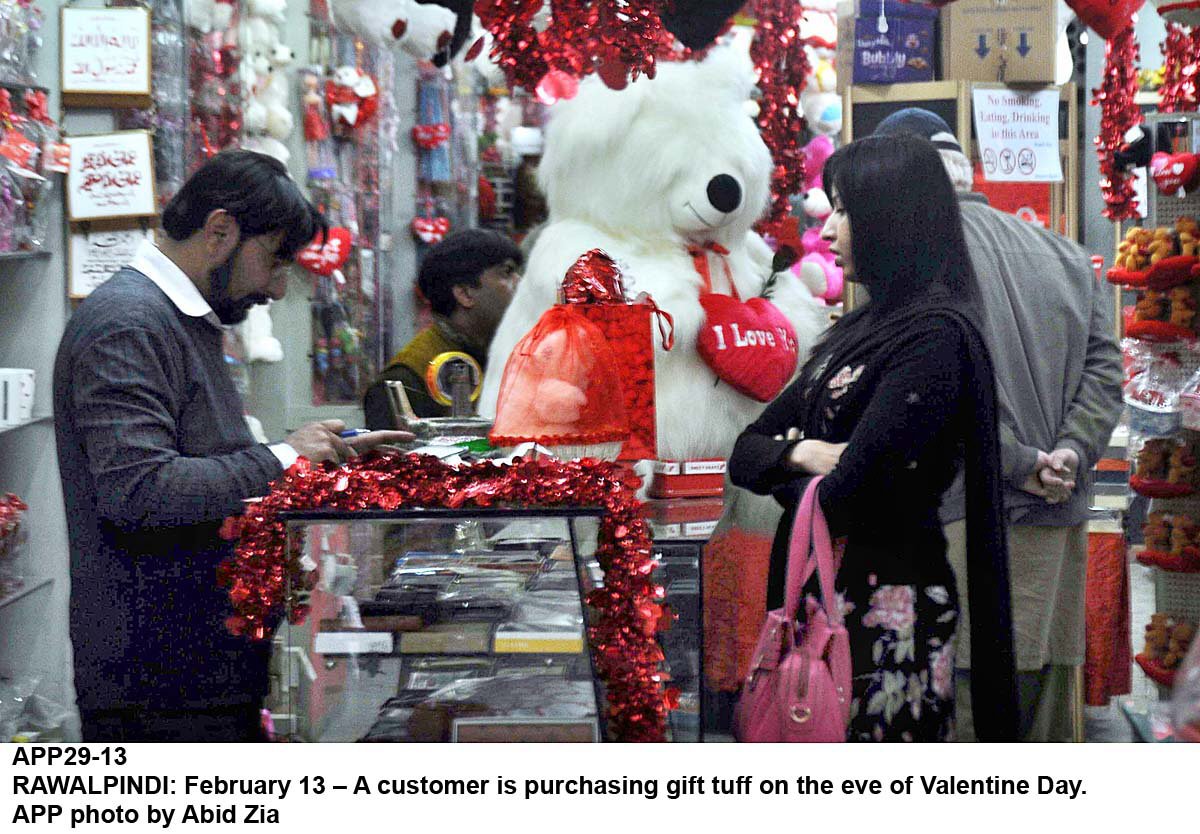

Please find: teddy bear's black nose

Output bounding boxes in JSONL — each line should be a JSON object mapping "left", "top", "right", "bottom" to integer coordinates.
{"left": 707, "top": 174, "right": 742, "bottom": 214}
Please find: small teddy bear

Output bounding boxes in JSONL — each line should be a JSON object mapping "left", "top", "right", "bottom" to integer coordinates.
{"left": 1148, "top": 229, "right": 1175, "bottom": 264}
{"left": 1144, "top": 613, "right": 1172, "bottom": 660}
{"left": 1169, "top": 514, "right": 1194, "bottom": 554}
{"left": 1168, "top": 443, "right": 1197, "bottom": 485}
{"left": 1135, "top": 289, "right": 1166, "bottom": 322}
{"left": 1137, "top": 438, "right": 1171, "bottom": 479}
{"left": 1178, "top": 216, "right": 1200, "bottom": 256}
{"left": 1169, "top": 286, "right": 1197, "bottom": 330}
{"left": 1165, "top": 621, "right": 1196, "bottom": 668}
{"left": 1144, "top": 511, "right": 1172, "bottom": 551}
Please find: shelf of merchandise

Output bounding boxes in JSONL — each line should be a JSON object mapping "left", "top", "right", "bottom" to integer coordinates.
{"left": 0, "top": 80, "right": 49, "bottom": 95}
{"left": 0, "top": 415, "right": 51, "bottom": 437}
{"left": 0, "top": 576, "right": 51, "bottom": 613}
{"left": 0, "top": 251, "right": 50, "bottom": 262}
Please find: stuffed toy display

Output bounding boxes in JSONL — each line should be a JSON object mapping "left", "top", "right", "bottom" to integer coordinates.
{"left": 240, "top": 0, "right": 294, "bottom": 165}
{"left": 329, "top": 0, "right": 457, "bottom": 60}
{"left": 792, "top": 134, "right": 843, "bottom": 304}
{"left": 479, "top": 47, "right": 828, "bottom": 464}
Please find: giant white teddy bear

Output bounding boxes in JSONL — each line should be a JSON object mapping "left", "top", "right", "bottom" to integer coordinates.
{"left": 480, "top": 47, "right": 827, "bottom": 463}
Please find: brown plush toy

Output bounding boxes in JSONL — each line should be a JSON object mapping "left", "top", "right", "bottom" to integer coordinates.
{"left": 1117, "top": 227, "right": 1154, "bottom": 271}
{"left": 1149, "top": 230, "right": 1175, "bottom": 264}
{"left": 1165, "top": 622, "right": 1196, "bottom": 668}
{"left": 1169, "top": 286, "right": 1197, "bottom": 330}
{"left": 1135, "top": 290, "right": 1166, "bottom": 322}
{"left": 1144, "top": 613, "right": 1171, "bottom": 660}
{"left": 1144, "top": 511, "right": 1172, "bottom": 551}
{"left": 1168, "top": 444, "right": 1197, "bottom": 485}
{"left": 1137, "top": 438, "right": 1171, "bottom": 479}
{"left": 1179, "top": 216, "right": 1200, "bottom": 256}
{"left": 1170, "top": 515, "right": 1194, "bottom": 554}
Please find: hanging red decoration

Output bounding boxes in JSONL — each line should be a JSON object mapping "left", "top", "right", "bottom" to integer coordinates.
{"left": 1160, "top": 21, "right": 1200, "bottom": 112}
{"left": 750, "top": 0, "right": 810, "bottom": 223}
{"left": 220, "top": 452, "right": 671, "bottom": 742}
{"left": 1093, "top": 26, "right": 1142, "bottom": 221}
{"left": 1067, "top": 0, "right": 1146, "bottom": 40}
{"left": 475, "top": 1, "right": 680, "bottom": 96}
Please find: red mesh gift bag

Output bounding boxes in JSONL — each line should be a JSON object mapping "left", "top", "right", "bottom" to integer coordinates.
{"left": 489, "top": 306, "right": 630, "bottom": 460}
{"left": 563, "top": 250, "right": 671, "bottom": 461}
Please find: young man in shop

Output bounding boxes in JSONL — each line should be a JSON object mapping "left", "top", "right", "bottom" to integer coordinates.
{"left": 362, "top": 228, "right": 522, "bottom": 428}
{"left": 873, "top": 110, "right": 1124, "bottom": 741}
{"left": 54, "top": 150, "right": 412, "bottom": 742}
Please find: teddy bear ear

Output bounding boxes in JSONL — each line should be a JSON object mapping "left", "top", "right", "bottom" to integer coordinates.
{"left": 691, "top": 45, "right": 757, "bottom": 102}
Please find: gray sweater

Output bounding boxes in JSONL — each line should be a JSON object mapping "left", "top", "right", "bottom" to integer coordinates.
{"left": 941, "top": 193, "right": 1124, "bottom": 526}
{"left": 54, "top": 268, "right": 284, "bottom": 711}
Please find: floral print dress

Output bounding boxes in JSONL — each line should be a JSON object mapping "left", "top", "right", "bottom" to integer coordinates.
{"left": 731, "top": 311, "right": 983, "bottom": 743}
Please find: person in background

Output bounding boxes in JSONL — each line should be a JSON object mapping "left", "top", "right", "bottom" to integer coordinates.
{"left": 729, "top": 135, "right": 1018, "bottom": 742}
{"left": 54, "top": 150, "right": 411, "bottom": 742}
{"left": 362, "top": 229, "right": 522, "bottom": 428}
{"left": 873, "top": 108, "right": 1124, "bottom": 742}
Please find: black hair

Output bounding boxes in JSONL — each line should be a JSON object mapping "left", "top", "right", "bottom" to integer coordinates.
{"left": 823, "top": 133, "right": 977, "bottom": 312}
{"left": 161, "top": 149, "right": 326, "bottom": 262}
{"left": 418, "top": 228, "right": 524, "bottom": 316}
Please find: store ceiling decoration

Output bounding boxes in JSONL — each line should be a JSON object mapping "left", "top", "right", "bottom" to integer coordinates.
{"left": 1152, "top": 0, "right": 1200, "bottom": 27}
{"left": 1067, "top": 0, "right": 1145, "bottom": 39}
{"left": 475, "top": 0, "right": 742, "bottom": 96}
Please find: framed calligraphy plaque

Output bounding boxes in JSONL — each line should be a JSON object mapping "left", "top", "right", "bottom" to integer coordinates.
{"left": 65, "top": 131, "right": 157, "bottom": 223}
{"left": 68, "top": 227, "right": 155, "bottom": 299}
{"left": 60, "top": 6, "right": 152, "bottom": 108}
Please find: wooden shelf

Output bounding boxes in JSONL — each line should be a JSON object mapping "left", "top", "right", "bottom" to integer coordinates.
{"left": 0, "top": 250, "right": 50, "bottom": 262}
{"left": 0, "top": 80, "right": 49, "bottom": 95}
{"left": 0, "top": 415, "right": 51, "bottom": 437}
{"left": 0, "top": 576, "right": 51, "bottom": 612}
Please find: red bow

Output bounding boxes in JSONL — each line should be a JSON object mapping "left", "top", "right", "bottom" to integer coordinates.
{"left": 688, "top": 241, "right": 738, "bottom": 300}
{"left": 23, "top": 90, "right": 50, "bottom": 124}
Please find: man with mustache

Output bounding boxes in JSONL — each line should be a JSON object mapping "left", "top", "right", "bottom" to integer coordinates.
{"left": 54, "top": 151, "right": 410, "bottom": 741}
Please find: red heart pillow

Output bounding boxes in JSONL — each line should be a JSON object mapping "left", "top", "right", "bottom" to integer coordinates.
{"left": 412, "top": 216, "right": 450, "bottom": 244}
{"left": 1151, "top": 151, "right": 1200, "bottom": 196}
{"left": 697, "top": 294, "right": 799, "bottom": 402}
{"left": 1067, "top": 0, "right": 1145, "bottom": 40}
{"left": 296, "top": 227, "right": 352, "bottom": 277}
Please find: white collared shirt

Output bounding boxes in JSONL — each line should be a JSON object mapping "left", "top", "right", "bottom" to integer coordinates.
{"left": 130, "top": 239, "right": 298, "bottom": 470}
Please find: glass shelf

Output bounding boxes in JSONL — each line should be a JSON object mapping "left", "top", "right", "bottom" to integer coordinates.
{"left": 0, "top": 416, "right": 51, "bottom": 437}
{"left": 0, "top": 577, "right": 51, "bottom": 613}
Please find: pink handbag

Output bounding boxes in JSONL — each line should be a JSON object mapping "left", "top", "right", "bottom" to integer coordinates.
{"left": 733, "top": 477, "right": 852, "bottom": 742}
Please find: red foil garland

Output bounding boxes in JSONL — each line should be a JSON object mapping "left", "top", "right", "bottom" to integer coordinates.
{"left": 221, "top": 452, "right": 671, "bottom": 742}
{"left": 750, "top": 0, "right": 810, "bottom": 223}
{"left": 1092, "top": 26, "right": 1141, "bottom": 221}
{"left": 476, "top": 1, "right": 678, "bottom": 94}
{"left": 1160, "top": 21, "right": 1200, "bottom": 113}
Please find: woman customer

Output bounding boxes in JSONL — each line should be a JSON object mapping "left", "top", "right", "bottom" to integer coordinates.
{"left": 729, "top": 134, "right": 1018, "bottom": 742}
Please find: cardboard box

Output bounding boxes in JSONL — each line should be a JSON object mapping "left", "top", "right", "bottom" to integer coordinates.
{"left": 851, "top": 1, "right": 938, "bottom": 85}
{"left": 941, "top": 0, "right": 1056, "bottom": 83}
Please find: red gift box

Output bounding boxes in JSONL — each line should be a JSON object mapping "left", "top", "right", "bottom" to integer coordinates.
{"left": 646, "top": 459, "right": 727, "bottom": 499}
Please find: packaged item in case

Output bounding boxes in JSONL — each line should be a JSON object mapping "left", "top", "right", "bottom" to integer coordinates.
{"left": 646, "top": 459, "right": 726, "bottom": 498}
{"left": 408, "top": 676, "right": 598, "bottom": 742}
{"left": 399, "top": 622, "right": 494, "bottom": 654}
{"left": 493, "top": 591, "right": 585, "bottom": 654}
{"left": 0, "top": 493, "right": 27, "bottom": 564}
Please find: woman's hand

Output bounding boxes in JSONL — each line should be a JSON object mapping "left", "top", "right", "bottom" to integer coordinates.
{"left": 786, "top": 438, "right": 847, "bottom": 475}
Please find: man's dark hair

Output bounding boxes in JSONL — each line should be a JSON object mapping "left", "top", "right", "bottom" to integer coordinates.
{"left": 418, "top": 229, "right": 523, "bottom": 316}
{"left": 161, "top": 150, "right": 326, "bottom": 262}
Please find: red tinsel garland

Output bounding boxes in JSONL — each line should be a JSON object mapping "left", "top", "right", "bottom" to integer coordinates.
{"left": 220, "top": 452, "right": 672, "bottom": 742}
{"left": 476, "top": 1, "right": 677, "bottom": 93}
{"left": 1160, "top": 21, "right": 1200, "bottom": 112}
{"left": 750, "top": 0, "right": 810, "bottom": 223}
{"left": 1092, "top": 26, "right": 1141, "bottom": 221}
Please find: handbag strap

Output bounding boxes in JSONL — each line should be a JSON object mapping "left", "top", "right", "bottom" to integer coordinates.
{"left": 783, "top": 477, "right": 840, "bottom": 624}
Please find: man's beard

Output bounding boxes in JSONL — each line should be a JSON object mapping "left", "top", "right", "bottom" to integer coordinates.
{"left": 209, "top": 249, "right": 269, "bottom": 325}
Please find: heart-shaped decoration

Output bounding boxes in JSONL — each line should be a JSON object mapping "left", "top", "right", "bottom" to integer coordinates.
{"left": 412, "top": 122, "right": 451, "bottom": 150}
{"left": 697, "top": 294, "right": 799, "bottom": 402}
{"left": 1151, "top": 151, "right": 1200, "bottom": 196}
{"left": 412, "top": 216, "right": 450, "bottom": 244}
{"left": 1067, "top": 0, "right": 1145, "bottom": 40}
{"left": 535, "top": 68, "right": 580, "bottom": 105}
{"left": 296, "top": 227, "right": 352, "bottom": 277}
